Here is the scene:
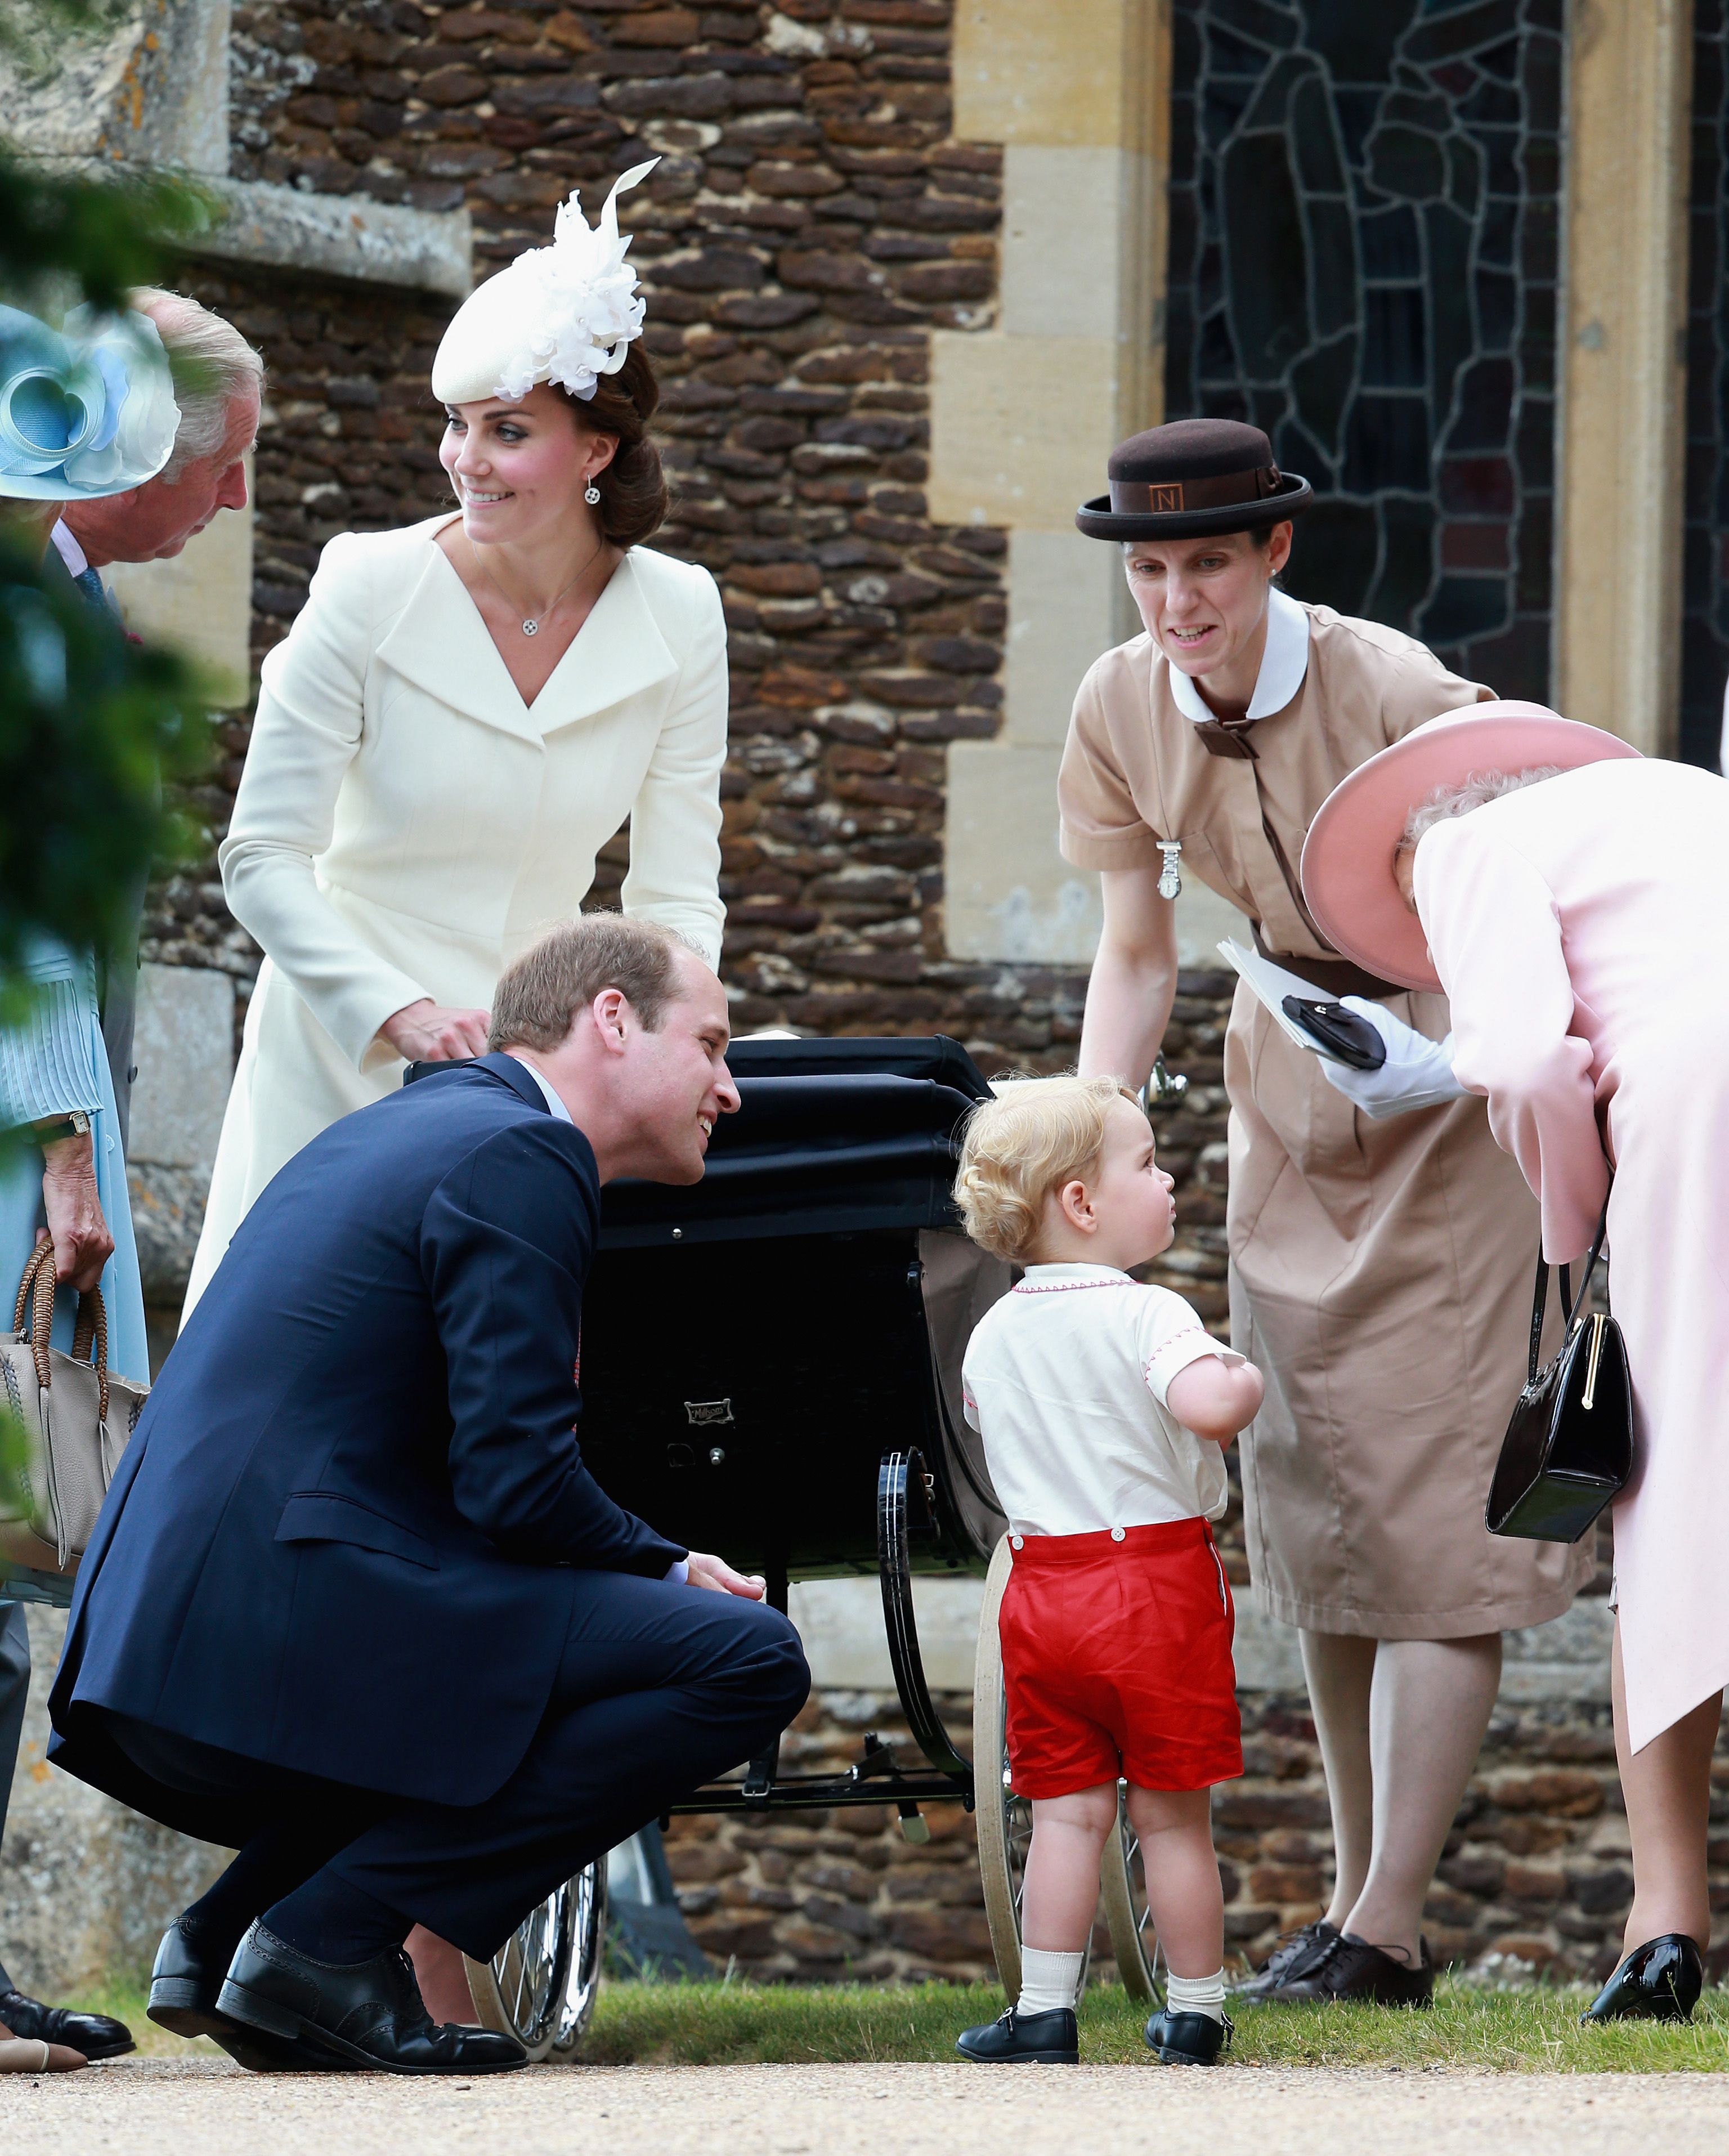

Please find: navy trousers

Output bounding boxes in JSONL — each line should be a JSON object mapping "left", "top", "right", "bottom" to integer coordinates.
{"left": 0, "top": 1601, "right": 29, "bottom": 1992}
{"left": 107, "top": 1572, "right": 808, "bottom": 1961}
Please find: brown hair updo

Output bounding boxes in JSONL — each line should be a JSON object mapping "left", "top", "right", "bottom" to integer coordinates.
{"left": 557, "top": 342, "right": 669, "bottom": 550}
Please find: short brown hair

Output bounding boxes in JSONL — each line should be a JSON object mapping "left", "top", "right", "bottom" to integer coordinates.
{"left": 556, "top": 343, "right": 669, "bottom": 549}
{"left": 952, "top": 1074, "right": 1138, "bottom": 1262}
{"left": 489, "top": 914, "right": 689, "bottom": 1052}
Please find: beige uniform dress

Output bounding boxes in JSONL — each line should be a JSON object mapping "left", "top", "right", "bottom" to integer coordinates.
{"left": 1058, "top": 598, "right": 1590, "bottom": 1638}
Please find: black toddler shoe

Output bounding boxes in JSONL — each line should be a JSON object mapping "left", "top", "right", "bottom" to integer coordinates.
{"left": 1581, "top": 1934, "right": 1704, "bottom": 2025}
{"left": 1144, "top": 2007, "right": 1232, "bottom": 2065}
{"left": 149, "top": 1915, "right": 342, "bottom": 2073}
{"left": 217, "top": 1920, "right": 525, "bottom": 2074}
{"left": 0, "top": 1986, "right": 133, "bottom": 2062}
{"left": 956, "top": 2005, "right": 1079, "bottom": 2064}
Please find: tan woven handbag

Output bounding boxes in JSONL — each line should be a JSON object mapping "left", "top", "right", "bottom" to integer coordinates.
{"left": 0, "top": 1239, "right": 148, "bottom": 1575}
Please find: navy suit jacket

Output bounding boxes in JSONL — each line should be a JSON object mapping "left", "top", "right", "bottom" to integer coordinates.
{"left": 49, "top": 1055, "right": 684, "bottom": 1815}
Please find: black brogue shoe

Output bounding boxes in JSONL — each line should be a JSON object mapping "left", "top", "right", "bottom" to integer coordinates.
{"left": 148, "top": 1914, "right": 343, "bottom": 2073}
{"left": 1230, "top": 1920, "right": 1342, "bottom": 2001}
{"left": 955, "top": 2005, "right": 1079, "bottom": 2064}
{"left": 1258, "top": 1930, "right": 1435, "bottom": 2007}
{"left": 0, "top": 1987, "right": 133, "bottom": 2062}
{"left": 217, "top": 1920, "right": 525, "bottom": 2074}
{"left": 1144, "top": 2007, "right": 1233, "bottom": 2065}
{"left": 1581, "top": 1934, "right": 1704, "bottom": 2025}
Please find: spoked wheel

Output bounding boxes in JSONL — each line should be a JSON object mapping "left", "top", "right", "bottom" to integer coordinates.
{"left": 464, "top": 1859, "right": 606, "bottom": 2063}
{"left": 974, "top": 1536, "right": 1161, "bottom": 2002}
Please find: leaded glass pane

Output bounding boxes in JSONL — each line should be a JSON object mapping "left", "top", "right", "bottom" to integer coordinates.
{"left": 1165, "top": 0, "right": 1562, "bottom": 698}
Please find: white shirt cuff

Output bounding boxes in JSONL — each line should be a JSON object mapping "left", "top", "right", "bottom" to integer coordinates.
{"left": 664, "top": 1558, "right": 689, "bottom": 1586}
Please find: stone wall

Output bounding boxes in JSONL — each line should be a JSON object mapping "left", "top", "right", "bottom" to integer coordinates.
{"left": 664, "top": 1672, "right": 1729, "bottom": 1992}
{"left": 138, "top": 0, "right": 1122, "bottom": 1080}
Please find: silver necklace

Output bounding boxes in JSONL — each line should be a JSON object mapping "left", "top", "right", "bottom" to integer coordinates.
{"left": 470, "top": 533, "right": 602, "bottom": 638}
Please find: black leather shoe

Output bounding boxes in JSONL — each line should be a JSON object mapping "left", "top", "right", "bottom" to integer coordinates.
{"left": 218, "top": 1921, "right": 525, "bottom": 2074}
{"left": 1230, "top": 1920, "right": 1342, "bottom": 2000}
{"left": 1257, "top": 1930, "right": 1435, "bottom": 2007}
{"left": 0, "top": 1987, "right": 133, "bottom": 2062}
{"left": 148, "top": 1915, "right": 344, "bottom": 2073}
{"left": 956, "top": 2005, "right": 1079, "bottom": 2064}
{"left": 1581, "top": 1934, "right": 1704, "bottom": 2025}
{"left": 1144, "top": 2007, "right": 1232, "bottom": 2064}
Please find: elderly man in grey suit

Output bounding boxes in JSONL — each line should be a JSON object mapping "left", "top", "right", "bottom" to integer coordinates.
{"left": 0, "top": 288, "right": 261, "bottom": 2066}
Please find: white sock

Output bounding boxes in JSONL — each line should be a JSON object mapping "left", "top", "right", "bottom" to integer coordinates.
{"left": 1017, "top": 1947, "right": 1085, "bottom": 2016}
{"left": 1164, "top": 1969, "right": 1226, "bottom": 2023}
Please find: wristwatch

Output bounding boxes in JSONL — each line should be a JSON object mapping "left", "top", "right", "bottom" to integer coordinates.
{"left": 34, "top": 1110, "right": 92, "bottom": 1146}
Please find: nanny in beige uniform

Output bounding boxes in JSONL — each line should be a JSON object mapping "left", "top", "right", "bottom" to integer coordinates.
{"left": 1059, "top": 419, "right": 1588, "bottom": 2004}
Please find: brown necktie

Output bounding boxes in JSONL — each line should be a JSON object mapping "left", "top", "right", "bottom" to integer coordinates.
{"left": 1193, "top": 715, "right": 1258, "bottom": 761}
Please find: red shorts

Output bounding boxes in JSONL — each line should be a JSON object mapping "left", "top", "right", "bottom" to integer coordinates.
{"left": 999, "top": 1519, "right": 1242, "bottom": 1799}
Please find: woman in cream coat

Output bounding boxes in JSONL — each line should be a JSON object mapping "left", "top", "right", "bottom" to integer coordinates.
{"left": 186, "top": 163, "right": 725, "bottom": 1313}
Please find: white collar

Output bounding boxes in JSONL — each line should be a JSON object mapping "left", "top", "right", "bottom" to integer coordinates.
{"left": 1166, "top": 585, "right": 1310, "bottom": 726}
{"left": 1013, "top": 1263, "right": 1133, "bottom": 1292}
{"left": 508, "top": 1052, "right": 572, "bottom": 1124}
{"left": 50, "top": 520, "right": 91, "bottom": 580}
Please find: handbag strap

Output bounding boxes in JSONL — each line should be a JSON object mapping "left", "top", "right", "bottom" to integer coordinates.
{"left": 1525, "top": 1179, "right": 1614, "bottom": 1384}
{"left": 11, "top": 1238, "right": 110, "bottom": 1419}
{"left": 70, "top": 1286, "right": 110, "bottom": 1425}
{"left": 14, "top": 1241, "right": 56, "bottom": 1393}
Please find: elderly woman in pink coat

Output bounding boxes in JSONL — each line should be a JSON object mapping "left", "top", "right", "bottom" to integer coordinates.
{"left": 1298, "top": 701, "right": 1726, "bottom": 2027}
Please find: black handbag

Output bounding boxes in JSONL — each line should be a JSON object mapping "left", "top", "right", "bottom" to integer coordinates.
{"left": 1485, "top": 1189, "right": 1631, "bottom": 1544}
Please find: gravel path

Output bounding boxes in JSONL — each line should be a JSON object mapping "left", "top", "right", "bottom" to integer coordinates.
{"left": 10, "top": 2058, "right": 1729, "bottom": 2154}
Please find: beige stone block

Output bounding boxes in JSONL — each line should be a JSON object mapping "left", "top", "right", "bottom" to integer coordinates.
{"left": 953, "top": 0, "right": 1163, "bottom": 155}
{"left": 129, "top": 961, "right": 236, "bottom": 1175}
{"left": 929, "top": 334, "right": 1121, "bottom": 530}
{"left": 1001, "top": 145, "right": 1132, "bottom": 341}
{"left": 1553, "top": 0, "right": 1692, "bottom": 755}
{"left": 106, "top": 482, "right": 254, "bottom": 707}
{"left": 1002, "top": 529, "right": 1122, "bottom": 746}
{"left": 944, "top": 741, "right": 1248, "bottom": 965}
{"left": 945, "top": 741, "right": 1097, "bottom": 961}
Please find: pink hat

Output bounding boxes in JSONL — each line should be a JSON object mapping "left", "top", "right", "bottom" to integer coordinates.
{"left": 1300, "top": 701, "right": 1641, "bottom": 993}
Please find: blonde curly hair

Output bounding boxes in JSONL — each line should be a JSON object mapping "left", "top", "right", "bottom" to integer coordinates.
{"left": 952, "top": 1073, "right": 1137, "bottom": 1263}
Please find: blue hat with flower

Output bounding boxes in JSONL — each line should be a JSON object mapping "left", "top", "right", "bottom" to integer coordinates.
{"left": 0, "top": 303, "right": 181, "bottom": 501}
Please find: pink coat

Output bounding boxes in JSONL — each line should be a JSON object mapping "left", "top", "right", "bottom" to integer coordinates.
{"left": 1416, "top": 757, "right": 1729, "bottom": 1750}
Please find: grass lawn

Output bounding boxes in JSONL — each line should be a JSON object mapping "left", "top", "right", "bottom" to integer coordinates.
{"left": 80, "top": 1974, "right": 1729, "bottom": 2074}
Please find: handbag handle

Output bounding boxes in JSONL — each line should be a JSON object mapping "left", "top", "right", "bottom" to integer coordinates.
{"left": 1525, "top": 1179, "right": 1613, "bottom": 1386}
{"left": 11, "top": 1237, "right": 111, "bottom": 1422}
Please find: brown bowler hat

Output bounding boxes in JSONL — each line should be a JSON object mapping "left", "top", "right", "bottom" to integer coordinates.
{"left": 1076, "top": 417, "right": 1313, "bottom": 542}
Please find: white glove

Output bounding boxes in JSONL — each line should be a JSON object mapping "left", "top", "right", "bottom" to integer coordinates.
{"left": 1315, "top": 997, "right": 1468, "bottom": 1119}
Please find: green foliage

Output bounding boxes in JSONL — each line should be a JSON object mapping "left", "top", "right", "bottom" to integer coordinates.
{"left": 574, "top": 1976, "right": 1729, "bottom": 2074}
{"left": 0, "top": 150, "right": 217, "bottom": 994}
{"left": 0, "top": 533, "right": 211, "bottom": 979}
{"left": 77, "top": 1972, "right": 1729, "bottom": 2070}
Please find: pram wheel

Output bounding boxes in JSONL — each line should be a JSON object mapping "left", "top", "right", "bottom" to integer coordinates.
{"left": 973, "top": 1535, "right": 1161, "bottom": 2002}
{"left": 464, "top": 1859, "right": 607, "bottom": 2063}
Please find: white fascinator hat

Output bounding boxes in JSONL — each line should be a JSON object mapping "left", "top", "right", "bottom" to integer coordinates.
{"left": 433, "top": 159, "right": 660, "bottom": 406}
{"left": 0, "top": 303, "right": 181, "bottom": 501}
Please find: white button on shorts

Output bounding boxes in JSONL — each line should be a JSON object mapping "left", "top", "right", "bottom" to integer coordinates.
{"left": 1011, "top": 1535, "right": 1024, "bottom": 1550}
{"left": 1110, "top": 1527, "right": 1125, "bottom": 1541}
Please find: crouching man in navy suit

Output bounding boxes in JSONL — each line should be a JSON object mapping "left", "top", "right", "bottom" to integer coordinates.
{"left": 47, "top": 915, "right": 810, "bottom": 2075}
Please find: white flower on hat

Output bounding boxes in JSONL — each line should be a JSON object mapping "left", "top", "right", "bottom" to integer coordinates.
{"left": 433, "top": 159, "right": 660, "bottom": 409}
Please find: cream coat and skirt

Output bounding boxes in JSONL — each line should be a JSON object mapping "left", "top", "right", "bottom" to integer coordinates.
{"left": 1417, "top": 758, "right": 1729, "bottom": 1749}
{"left": 1059, "top": 602, "right": 1591, "bottom": 1638}
{"left": 185, "top": 516, "right": 728, "bottom": 1314}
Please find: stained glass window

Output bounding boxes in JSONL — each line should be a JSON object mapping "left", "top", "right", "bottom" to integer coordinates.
{"left": 1165, "top": 0, "right": 1563, "bottom": 699}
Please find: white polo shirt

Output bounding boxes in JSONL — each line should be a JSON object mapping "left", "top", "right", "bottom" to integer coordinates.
{"left": 962, "top": 1264, "right": 1240, "bottom": 1538}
